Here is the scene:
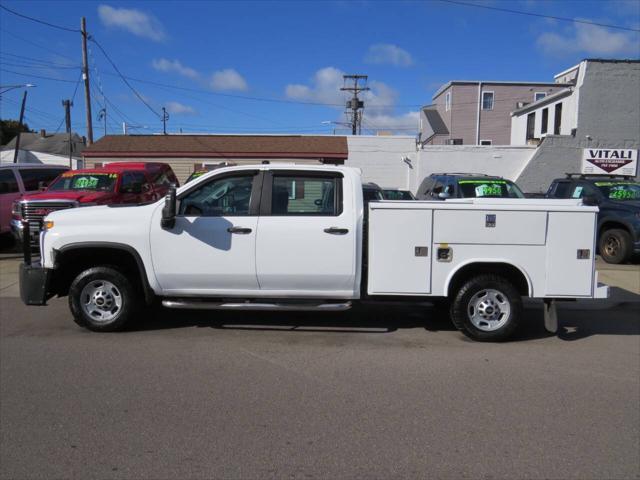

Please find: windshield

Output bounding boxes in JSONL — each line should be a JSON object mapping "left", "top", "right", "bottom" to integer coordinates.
{"left": 48, "top": 172, "right": 118, "bottom": 192}
{"left": 458, "top": 179, "right": 525, "bottom": 198}
{"left": 594, "top": 181, "right": 640, "bottom": 201}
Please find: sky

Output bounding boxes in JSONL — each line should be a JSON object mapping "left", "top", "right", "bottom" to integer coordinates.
{"left": 1, "top": 0, "right": 639, "bottom": 139}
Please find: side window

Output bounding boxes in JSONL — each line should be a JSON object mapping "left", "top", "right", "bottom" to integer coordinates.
{"left": 153, "top": 169, "right": 178, "bottom": 187}
{"left": 179, "top": 174, "right": 254, "bottom": 216}
{"left": 0, "top": 170, "right": 19, "bottom": 194}
{"left": 18, "top": 169, "right": 65, "bottom": 191}
{"left": 571, "top": 183, "right": 596, "bottom": 199}
{"left": 431, "top": 178, "right": 446, "bottom": 196}
{"left": 418, "top": 177, "right": 435, "bottom": 197}
{"left": 120, "top": 172, "right": 148, "bottom": 193}
{"left": 271, "top": 175, "right": 341, "bottom": 216}
{"left": 549, "top": 181, "right": 571, "bottom": 198}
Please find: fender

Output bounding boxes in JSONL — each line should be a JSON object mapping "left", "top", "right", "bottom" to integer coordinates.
{"left": 444, "top": 258, "right": 534, "bottom": 297}
{"left": 55, "top": 242, "right": 156, "bottom": 305}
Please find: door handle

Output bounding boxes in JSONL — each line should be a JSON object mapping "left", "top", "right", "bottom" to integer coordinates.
{"left": 324, "top": 227, "right": 349, "bottom": 235}
{"left": 227, "top": 226, "right": 252, "bottom": 234}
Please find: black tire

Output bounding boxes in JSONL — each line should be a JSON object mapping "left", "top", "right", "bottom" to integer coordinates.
{"left": 450, "top": 274, "right": 522, "bottom": 342}
{"left": 68, "top": 266, "right": 138, "bottom": 332}
{"left": 599, "top": 228, "right": 632, "bottom": 264}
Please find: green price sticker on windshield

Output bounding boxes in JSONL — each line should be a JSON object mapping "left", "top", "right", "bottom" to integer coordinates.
{"left": 609, "top": 187, "right": 636, "bottom": 200}
{"left": 475, "top": 184, "right": 502, "bottom": 197}
{"left": 74, "top": 176, "right": 99, "bottom": 189}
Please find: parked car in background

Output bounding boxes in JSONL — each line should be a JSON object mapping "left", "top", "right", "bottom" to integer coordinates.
{"left": 381, "top": 189, "right": 415, "bottom": 200}
{"left": 12, "top": 162, "right": 178, "bottom": 246}
{"left": 416, "top": 173, "right": 525, "bottom": 200}
{"left": 0, "top": 164, "right": 68, "bottom": 238}
{"left": 546, "top": 174, "right": 640, "bottom": 264}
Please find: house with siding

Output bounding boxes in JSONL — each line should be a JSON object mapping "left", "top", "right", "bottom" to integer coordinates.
{"left": 420, "top": 80, "right": 568, "bottom": 146}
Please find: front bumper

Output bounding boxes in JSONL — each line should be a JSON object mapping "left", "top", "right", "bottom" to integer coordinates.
{"left": 19, "top": 262, "right": 53, "bottom": 306}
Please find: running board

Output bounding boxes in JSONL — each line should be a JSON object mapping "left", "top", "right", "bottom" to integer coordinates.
{"left": 161, "top": 300, "right": 352, "bottom": 312}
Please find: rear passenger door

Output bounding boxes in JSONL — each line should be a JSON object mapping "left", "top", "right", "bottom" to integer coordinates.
{"left": 255, "top": 170, "right": 358, "bottom": 297}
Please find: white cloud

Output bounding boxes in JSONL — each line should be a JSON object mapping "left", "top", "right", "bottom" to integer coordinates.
{"left": 537, "top": 21, "right": 640, "bottom": 57}
{"left": 285, "top": 66, "right": 419, "bottom": 133}
{"left": 365, "top": 44, "right": 414, "bottom": 67}
{"left": 210, "top": 69, "right": 248, "bottom": 91}
{"left": 152, "top": 58, "right": 199, "bottom": 79}
{"left": 165, "top": 101, "right": 196, "bottom": 115}
{"left": 98, "top": 5, "right": 166, "bottom": 42}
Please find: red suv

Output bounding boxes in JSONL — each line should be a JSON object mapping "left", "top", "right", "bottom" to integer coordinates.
{"left": 12, "top": 162, "right": 178, "bottom": 246}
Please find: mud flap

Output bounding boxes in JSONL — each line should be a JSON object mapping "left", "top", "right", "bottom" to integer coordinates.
{"left": 543, "top": 299, "right": 558, "bottom": 333}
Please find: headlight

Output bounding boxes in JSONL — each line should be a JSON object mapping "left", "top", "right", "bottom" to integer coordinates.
{"left": 11, "top": 201, "right": 22, "bottom": 221}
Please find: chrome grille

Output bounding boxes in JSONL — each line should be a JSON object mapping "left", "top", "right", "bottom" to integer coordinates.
{"left": 20, "top": 201, "right": 77, "bottom": 243}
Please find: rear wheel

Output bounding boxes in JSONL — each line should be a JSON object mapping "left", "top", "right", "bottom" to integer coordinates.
{"left": 451, "top": 274, "right": 522, "bottom": 342}
{"left": 599, "top": 228, "right": 632, "bottom": 264}
{"left": 68, "top": 266, "right": 138, "bottom": 332}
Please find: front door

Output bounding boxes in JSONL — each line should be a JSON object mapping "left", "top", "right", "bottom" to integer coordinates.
{"left": 255, "top": 171, "right": 358, "bottom": 297}
{"left": 150, "top": 171, "right": 261, "bottom": 295}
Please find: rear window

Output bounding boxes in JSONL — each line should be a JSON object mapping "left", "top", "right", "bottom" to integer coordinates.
{"left": 458, "top": 180, "right": 524, "bottom": 198}
{"left": 19, "top": 168, "right": 67, "bottom": 191}
{"left": 48, "top": 172, "right": 118, "bottom": 192}
{"left": 382, "top": 190, "right": 414, "bottom": 200}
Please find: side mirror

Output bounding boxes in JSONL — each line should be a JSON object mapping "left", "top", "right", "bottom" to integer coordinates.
{"left": 161, "top": 184, "right": 177, "bottom": 229}
{"left": 582, "top": 194, "right": 600, "bottom": 206}
{"left": 438, "top": 192, "right": 451, "bottom": 200}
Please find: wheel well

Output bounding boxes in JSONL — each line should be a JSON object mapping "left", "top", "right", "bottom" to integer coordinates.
{"left": 447, "top": 263, "right": 530, "bottom": 298}
{"left": 599, "top": 221, "right": 630, "bottom": 238}
{"left": 52, "top": 246, "right": 150, "bottom": 302}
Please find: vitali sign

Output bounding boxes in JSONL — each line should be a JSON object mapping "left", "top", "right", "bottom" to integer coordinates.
{"left": 581, "top": 148, "right": 638, "bottom": 176}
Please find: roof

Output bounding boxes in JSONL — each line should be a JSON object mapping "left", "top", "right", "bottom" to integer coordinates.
{"left": 69, "top": 162, "right": 168, "bottom": 174}
{"left": 511, "top": 87, "right": 573, "bottom": 116}
{"left": 1, "top": 132, "right": 85, "bottom": 157}
{"left": 432, "top": 80, "right": 569, "bottom": 100}
{"left": 83, "top": 134, "right": 349, "bottom": 159}
{"left": 0, "top": 162, "right": 68, "bottom": 170}
{"left": 421, "top": 107, "right": 449, "bottom": 136}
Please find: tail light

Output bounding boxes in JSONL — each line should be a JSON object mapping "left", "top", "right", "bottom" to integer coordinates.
{"left": 11, "top": 201, "right": 22, "bottom": 221}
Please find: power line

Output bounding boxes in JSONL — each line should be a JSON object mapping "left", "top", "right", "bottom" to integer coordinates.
{"left": 0, "top": 4, "right": 80, "bottom": 33}
{"left": 0, "top": 68, "right": 78, "bottom": 83}
{"left": 89, "top": 38, "right": 162, "bottom": 118}
{"left": 0, "top": 52, "right": 79, "bottom": 68}
{"left": 0, "top": 29, "right": 76, "bottom": 63}
{"left": 0, "top": 60, "right": 79, "bottom": 70}
{"left": 438, "top": 0, "right": 640, "bottom": 33}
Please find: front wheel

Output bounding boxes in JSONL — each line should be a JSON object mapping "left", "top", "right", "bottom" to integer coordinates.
{"left": 450, "top": 275, "right": 522, "bottom": 342}
{"left": 68, "top": 266, "right": 138, "bottom": 332}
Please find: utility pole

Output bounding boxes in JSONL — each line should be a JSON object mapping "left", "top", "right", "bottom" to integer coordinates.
{"left": 62, "top": 99, "right": 73, "bottom": 168}
{"left": 340, "top": 74, "right": 370, "bottom": 135}
{"left": 12, "top": 89, "right": 28, "bottom": 163}
{"left": 81, "top": 17, "right": 93, "bottom": 145}
{"left": 162, "top": 107, "right": 169, "bottom": 135}
{"left": 98, "top": 108, "right": 107, "bottom": 137}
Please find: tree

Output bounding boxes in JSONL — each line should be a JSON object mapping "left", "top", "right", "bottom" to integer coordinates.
{"left": 0, "top": 119, "right": 31, "bottom": 145}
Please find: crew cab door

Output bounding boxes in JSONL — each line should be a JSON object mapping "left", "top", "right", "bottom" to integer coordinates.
{"left": 149, "top": 170, "right": 261, "bottom": 295}
{"left": 255, "top": 171, "right": 358, "bottom": 297}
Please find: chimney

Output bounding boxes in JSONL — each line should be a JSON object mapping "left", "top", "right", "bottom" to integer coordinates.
{"left": 40, "top": 129, "right": 46, "bottom": 138}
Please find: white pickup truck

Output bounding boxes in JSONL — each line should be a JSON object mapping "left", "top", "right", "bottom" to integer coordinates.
{"left": 19, "top": 164, "right": 609, "bottom": 341}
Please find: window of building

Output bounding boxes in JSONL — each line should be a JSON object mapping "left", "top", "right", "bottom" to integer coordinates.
{"left": 271, "top": 175, "right": 340, "bottom": 216}
{"left": 482, "top": 91, "right": 494, "bottom": 110}
{"left": 445, "top": 92, "right": 451, "bottom": 112}
{"left": 534, "top": 92, "right": 546, "bottom": 102}
{"left": 554, "top": 103, "right": 563, "bottom": 135}
{"left": 526, "top": 112, "right": 536, "bottom": 140}
{"left": 541, "top": 108, "right": 549, "bottom": 135}
{"left": 480, "top": 140, "right": 492, "bottom": 146}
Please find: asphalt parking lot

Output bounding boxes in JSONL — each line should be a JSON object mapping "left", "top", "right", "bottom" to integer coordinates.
{"left": 1, "top": 256, "right": 639, "bottom": 479}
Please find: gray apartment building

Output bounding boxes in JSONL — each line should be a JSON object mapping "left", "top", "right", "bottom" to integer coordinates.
{"left": 420, "top": 80, "right": 568, "bottom": 146}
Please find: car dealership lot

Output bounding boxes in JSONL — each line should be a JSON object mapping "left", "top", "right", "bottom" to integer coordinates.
{"left": 1, "top": 258, "right": 639, "bottom": 479}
